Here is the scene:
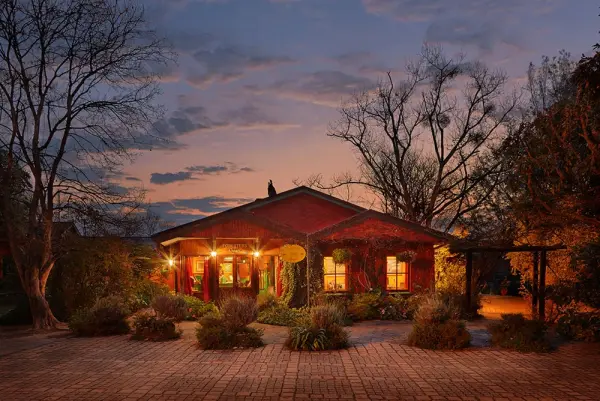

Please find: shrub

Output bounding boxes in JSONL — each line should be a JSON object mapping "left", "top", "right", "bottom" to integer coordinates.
{"left": 257, "top": 304, "right": 309, "bottom": 326}
{"left": 380, "top": 295, "right": 412, "bottom": 320}
{"left": 69, "top": 296, "right": 130, "bottom": 336}
{"left": 152, "top": 295, "right": 187, "bottom": 321}
{"left": 219, "top": 295, "right": 258, "bottom": 329}
{"left": 347, "top": 292, "right": 381, "bottom": 321}
{"left": 195, "top": 314, "right": 263, "bottom": 349}
{"left": 408, "top": 319, "right": 471, "bottom": 350}
{"left": 131, "top": 312, "right": 181, "bottom": 341}
{"left": 257, "top": 292, "right": 278, "bottom": 311}
{"left": 436, "top": 291, "right": 482, "bottom": 320}
{"left": 310, "top": 304, "right": 346, "bottom": 329}
{"left": 332, "top": 248, "right": 352, "bottom": 264}
{"left": 407, "top": 292, "right": 470, "bottom": 350}
{"left": 182, "top": 295, "right": 218, "bottom": 321}
{"left": 286, "top": 324, "right": 349, "bottom": 351}
{"left": 413, "top": 293, "right": 461, "bottom": 325}
{"left": 130, "top": 280, "right": 170, "bottom": 311}
{"left": 488, "top": 313, "right": 552, "bottom": 352}
{"left": 557, "top": 311, "right": 600, "bottom": 342}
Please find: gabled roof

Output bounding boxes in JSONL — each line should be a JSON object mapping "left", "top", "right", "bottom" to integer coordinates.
{"left": 309, "top": 209, "right": 454, "bottom": 243}
{"left": 151, "top": 186, "right": 363, "bottom": 243}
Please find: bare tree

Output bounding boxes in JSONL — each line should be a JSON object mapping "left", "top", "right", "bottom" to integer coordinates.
{"left": 304, "top": 46, "right": 518, "bottom": 231}
{"left": 0, "top": 0, "right": 172, "bottom": 328}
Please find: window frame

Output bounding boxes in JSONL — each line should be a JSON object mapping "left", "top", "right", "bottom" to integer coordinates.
{"left": 386, "top": 256, "right": 410, "bottom": 292}
{"left": 323, "top": 256, "right": 348, "bottom": 292}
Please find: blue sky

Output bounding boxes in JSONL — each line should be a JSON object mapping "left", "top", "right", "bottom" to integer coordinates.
{"left": 126, "top": 0, "right": 599, "bottom": 225}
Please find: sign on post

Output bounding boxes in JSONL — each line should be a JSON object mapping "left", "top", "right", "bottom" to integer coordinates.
{"left": 280, "top": 244, "right": 306, "bottom": 263}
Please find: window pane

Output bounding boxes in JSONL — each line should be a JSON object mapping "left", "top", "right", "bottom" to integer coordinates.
{"left": 324, "top": 257, "right": 336, "bottom": 274}
{"left": 324, "top": 274, "right": 337, "bottom": 291}
{"left": 335, "top": 276, "right": 346, "bottom": 291}
{"left": 237, "top": 256, "right": 251, "bottom": 288}
{"left": 397, "top": 261, "right": 407, "bottom": 274}
{"left": 218, "top": 257, "right": 234, "bottom": 287}
{"left": 387, "top": 275, "right": 398, "bottom": 290}
{"left": 335, "top": 263, "right": 346, "bottom": 274}
{"left": 387, "top": 257, "right": 397, "bottom": 273}
{"left": 396, "top": 273, "right": 408, "bottom": 290}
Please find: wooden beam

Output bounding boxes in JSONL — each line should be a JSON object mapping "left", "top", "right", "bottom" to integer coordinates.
{"left": 532, "top": 251, "right": 539, "bottom": 316}
{"left": 539, "top": 250, "right": 547, "bottom": 322}
{"left": 450, "top": 244, "right": 567, "bottom": 253}
{"left": 465, "top": 251, "right": 473, "bottom": 312}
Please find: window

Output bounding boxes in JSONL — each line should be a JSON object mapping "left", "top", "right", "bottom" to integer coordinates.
{"left": 386, "top": 257, "right": 408, "bottom": 291}
{"left": 324, "top": 257, "right": 347, "bottom": 291}
{"left": 236, "top": 255, "right": 251, "bottom": 288}
{"left": 218, "top": 256, "right": 234, "bottom": 287}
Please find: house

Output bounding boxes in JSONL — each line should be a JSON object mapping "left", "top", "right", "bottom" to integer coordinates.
{"left": 151, "top": 186, "right": 451, "bottom": 304}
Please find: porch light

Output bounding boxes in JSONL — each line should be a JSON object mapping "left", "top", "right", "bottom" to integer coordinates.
{"left": 253, "top": 251, "right": 260, "bottom": 258}
{"left": 210, "top": 251, "right": 217, "bottom": 257}
{"left": 167, "top": 258, "right": 175, "bottom": 267}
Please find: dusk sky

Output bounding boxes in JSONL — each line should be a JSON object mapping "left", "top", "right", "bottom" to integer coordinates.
{"left": 129, "top": 0, "right": 599, "bottom": 226}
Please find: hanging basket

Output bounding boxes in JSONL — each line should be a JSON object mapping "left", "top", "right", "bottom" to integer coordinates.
{"left": 332, "top": 248, "right": 352, "bottom": 264}
{"left": 396, "top": 250, "right": 417, "bottom": 263}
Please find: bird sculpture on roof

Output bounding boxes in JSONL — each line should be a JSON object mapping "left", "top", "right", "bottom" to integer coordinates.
{"left": 268, "top": 180, "right": 277, "bottom": 197}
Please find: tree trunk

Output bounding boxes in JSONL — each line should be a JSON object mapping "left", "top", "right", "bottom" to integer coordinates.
{"left": 25, "top": 281, "right": 59, "bottom": 329}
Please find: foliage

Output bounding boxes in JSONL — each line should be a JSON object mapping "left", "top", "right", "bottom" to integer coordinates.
{"left": 434, "top": 246, "right": 466, "bottom": 295}
{"left": 130, "top": 280, "right": 171, "bottom": 312}
{"left": 310, "top": 304, "right": 347, "bottom": 329}
{"left": 556, "top": 311, "right": 600, "bottom": 342}
{"left": 48, "top": 237, "right": 166, "bottom": 320}
{"left": 332, "top": 248, "right": 352, "bottom": 264}
{"left": 408, "top": 320, "right": 471, "bottom": 350}
{"left": 396, "top": 251, "right": 417, "bottom": 263}
{"left": 195, "top": 314, "right": 263, "bottom": 350}
{"left": 131, "top": 312, "right": 181, "bottom": 341}
{"left": 280, "top": 262, "right": 299, "bottom": 307}
{"left": 286, "top": 322, "right": 349, "bottom": 351}
{"left": 380, "top": 294, "right": 413, "bottom": 320}
{"left": 257, "top": 292, "right": 278, "bottom": 311}
{"left": 68, "top": 296, "right": 130, "bottom": 337}
{"left": 408, "top": 292, "right": 470, "bottom": 350}
{"left": 437, "top": 291, "right": 482, "bottom": 320}
{"left": 219, "top": 295, "right": 258, "bottom": 330}
{"left": 488, "top": 314, "right": 552, "bottom": 352}
{"left": 151, "top": 295, "right": 187, "bottom": 322}
{"left": 347, "top": 291, "right": 381, "bottom": 321}
{"left": 257, "top": 304, "right": 309, "bottom": 326}
{"left": 571, "top": 239, "right": 600, "bottom": 309}
{"left": 181, "top": 295, "right": 217, "bottom": 321}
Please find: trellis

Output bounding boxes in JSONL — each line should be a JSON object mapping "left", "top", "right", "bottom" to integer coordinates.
{"left": 449, "top": 243, "right": 567, "bottom": 321}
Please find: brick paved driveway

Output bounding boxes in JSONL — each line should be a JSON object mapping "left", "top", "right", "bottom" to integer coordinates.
{"left": 1, "top": 321, "right": 600, "bottom": 401}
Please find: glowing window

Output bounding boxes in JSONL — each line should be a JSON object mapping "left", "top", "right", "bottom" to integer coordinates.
{"left": 386, "top": 257, "right": 408, "bottom": 291}
{"left": 324, "top": 257, "right": 347, "bottom": 292}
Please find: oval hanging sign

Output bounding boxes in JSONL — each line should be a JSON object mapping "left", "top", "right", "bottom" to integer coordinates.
{"left": 280, "top": 244, "right": 306, "bottom": 263}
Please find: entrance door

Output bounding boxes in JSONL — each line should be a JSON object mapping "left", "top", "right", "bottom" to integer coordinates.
{"left": 217, "top": 255, "right": 255, "bottom": 299}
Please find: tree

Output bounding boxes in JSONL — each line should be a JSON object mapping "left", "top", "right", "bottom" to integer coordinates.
{"left": 0, "top": 0, "right": 172, "bottom": 329}
{"left": 305, "top": 46, "right": 518, "bottom": 231}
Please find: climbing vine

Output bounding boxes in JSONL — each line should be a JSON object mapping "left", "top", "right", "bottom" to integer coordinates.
{"left": 281, "top": 261, "right": 298, "bottom": 306}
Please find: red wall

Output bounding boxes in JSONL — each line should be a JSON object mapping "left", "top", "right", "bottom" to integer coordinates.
{"left": 250, "top": 193, "right": 359, "bottom": 233}
{"left": 323, "top": 218, "right": 440, "bottom": 243}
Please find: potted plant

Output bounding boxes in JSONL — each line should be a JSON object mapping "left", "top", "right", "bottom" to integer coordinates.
{"left": 332, "top": 248, "right": 352, "bottom": 264}
{"left": 396, "top": 250, "right": 417, "bottom": 263}
{"left": 500, "top": 277, "right": 510, "bottom": 296}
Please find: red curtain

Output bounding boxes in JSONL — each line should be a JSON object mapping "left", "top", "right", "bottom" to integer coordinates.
{"left": 184, "top": 257, "right": 193, "bottom": 295}
{"left": 203, "top": 257, "right": 210, "bottom": 302}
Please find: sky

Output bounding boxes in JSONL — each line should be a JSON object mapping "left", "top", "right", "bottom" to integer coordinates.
{"left": 122, "top": 0, "right": 599, "bottom": 226}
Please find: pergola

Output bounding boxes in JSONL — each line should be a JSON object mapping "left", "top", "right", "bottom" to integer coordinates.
{"left": 449, "top": 243, "right": 567, "bottom": 321}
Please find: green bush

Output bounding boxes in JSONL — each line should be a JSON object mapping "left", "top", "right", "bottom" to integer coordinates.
{"left": 488, "top": 313, "right": 552, "bottom": 352}
{"left": 380, "top": 295, "right": 413, "bottom": 320}
{"left": 195, "top": 314, "right": 263, "bottom": 349}
{"left": 286, "top": 324, "right": 349, "bottom": 351}
{"left": 69, "top": 296, "right": 130, "bottom": 336}
{"left": 408, "top": 320, "right": 471, "bottom": 350}
{"left": 130, "top": 280, "right": 170, "bottom": 311}
{"left": 407, "top": 292, "right": 470, "bottom": 350}
{"left": 557, "top": 311, "right": 600, "bottom": 342}
{"left": 182, "top": 295, "right": 217, "bottom": 321}
{"left": 131, "top": 312, "right": 181, "bottom": 341}
{"left": 310, "top": 304, "right": 346, "bottom": 328}
{"left": 347, "top": 292, "right": 381, "bottom": 320}
{"left": 257, "top": 292, "right": 278, "bottom": 311}
{"left": 152, "top": 295, "right": 187, "bottom": 322}
{"left": 257, "top": 304, "right": 309, "bottom": 326}
{"left": 219, "top": 295, "right": 258, "bottom": 329}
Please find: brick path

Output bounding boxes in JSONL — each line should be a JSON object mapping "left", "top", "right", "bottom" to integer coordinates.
{"left": 1, "top": 322, "right": 600, "bottom": 401}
